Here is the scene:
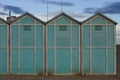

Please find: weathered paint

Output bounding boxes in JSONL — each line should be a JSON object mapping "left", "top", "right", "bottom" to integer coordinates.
{"left": 82, "top": 15, "right": 116, "bottom": 75}
{"left": 46, "top": 14, "right": 80, "bottom": 75}
{"left": 7, "top": 12, "right": 116, "bottom": 75}
{"left": 56, "top": 48, "right": 70, "bottom": 74}
{"left": 0, "top": 20, "right": 8, "bottom": 74}
{"left": 92, "top": 48, "right": 106, "bottom": 74}
{"left": 10, "top": 13, "right": 44, "bottom": 75}
{"left": 92, "top": 25, "right": 106, "bottom": 47}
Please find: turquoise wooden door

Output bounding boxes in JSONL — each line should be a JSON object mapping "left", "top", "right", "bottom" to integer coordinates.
{"left": 0, "top": 26, "right": 7, "bottom": 74}
{"left": 47, "top": 24, "right": 80, "bottom": 75}
{"left": 46, "top": 14, "right": 80, "bottom": 75}
{"left": 20, "top": 49, "right": 34, "bottom": 74}
{"left": 11, "top": 24, "right": 44, "bottom": 75}
{"left": 56, "top": 25, "right": 71, "bottom": 74}
{"left": 92, "top": 49, "right": 106, "bottom": 74}
{"left": 0, "top": 49, "right": 7, "bottom": 74}
{"left": 56, "top": 48, "right": 70, "bottom": 74}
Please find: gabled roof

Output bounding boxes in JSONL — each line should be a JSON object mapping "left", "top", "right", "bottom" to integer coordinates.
{"left": 82, "top": 13, "right": 117, "bottom": 25}
{"left": 10, "top": 12, "right": 45, "bottom": 24}
{"left": 46, "top": 12, "right": 81, "bottom": 24}
{"left": 0, "top": 18, "right": 9, "bottom": 24}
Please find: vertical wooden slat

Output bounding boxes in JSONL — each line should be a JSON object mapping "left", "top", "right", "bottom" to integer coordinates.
{"left": 34, "top": 21, "right": 36, "bottom": 75}
{"left": 45, "top": 24, "right": 47, "bottom": 75}
{"left": 18, "top": 22, "right": 20, "bottom": 75}
{"left": 54, "top": 20, "right": 56, "bottom": 74}
{"left": 8, "top": 24, "right": 10, "bottom": 75}
{"left": 70, "top": 20, "right": 72, "bottom": 74}
{"left": 81, "top": 25, "right": 84, "bottom": 75}
{"left": 114, "top": 25, "right": 116, "bottom": 74}
{"left": 42, "top": 25, "right": 46, "bottom": 75}
{"left": 90, "top": 19, "right": 92, "bottom": 75}
{"left": 80, "top": 24, "right": 82, "bottom": 74}
{"left": 106, "top": 20, "right": 108, "bottom": 75}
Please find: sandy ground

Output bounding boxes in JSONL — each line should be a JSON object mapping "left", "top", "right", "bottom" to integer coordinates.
{"left": 0, "top": 75, "right": 120, "bottom": 80}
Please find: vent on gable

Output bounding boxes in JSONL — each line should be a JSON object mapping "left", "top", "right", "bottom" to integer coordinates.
{"left": 24, "top": 26, "right": 31, "bottom": 31}
{"left": 95, "top": 25, "right": 102, "bottom": 31}
{"left": 59, "top": 26, "right": 67, "bottom": 31}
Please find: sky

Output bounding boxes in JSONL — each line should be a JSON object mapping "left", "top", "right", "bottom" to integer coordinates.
{"left": 0, "top": 0, "right": 120, "bottom": 44}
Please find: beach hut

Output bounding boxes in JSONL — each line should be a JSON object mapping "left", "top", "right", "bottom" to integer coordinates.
{"left": 0, "top": 18, "right": 9, "bottom": 74}
{"left": 46, "top": 12, "right": 81, "bottom": 75}
{"left": 10, "top": 12, "right": 45, "bottom": 75}
{"left": 82, "top": 13, "right": 117, "bottom": 75}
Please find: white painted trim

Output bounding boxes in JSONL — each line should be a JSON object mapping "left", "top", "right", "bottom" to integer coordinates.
{"left": 10, "top": 25, "right": 12, "bottom": 74}
{"left": 0, "top": 47, "right": 11, "bottom": 48}
{"left": 90, "top": 19, "right": 92, "bottom": 75}
{"left": 46, "top": 25, "right": 48, "bottom": 75}
{"left": 79, "top": 25, "right": 80, "bottom": 74}
{"left": 0, "top": 47, "right": 10, "bottom": 49}
{"left": 114, "top": 25, "right": 116, "bottom": 74}
{"left": 47, "top": 47, "right": 75, "bottom": 48}
{"left": 34, "top": 21, "right": 36, "bottom": 75}
{"left": 106, "top": 20, "right": 108, "bottom": 75}
{"left": 54, "top": 20, "right": 56, "bottom": 74}
{"left": 11, "top": 15, "right": 43, "bottom": 25}
{"left": 83, "top": 47, "right": 111, "bottom": 48}
{"left": 0, "top": 24, "right": 8, "bottom": 25}
{"left": 70, "top": 20, "right": 72, "bottom": 74}
{"left": 81, "top": 25, "right": 84, "bottom": 75}
{"left": 18, "top": 22, "right": 20, "bottom": 75}
{"left": 43, "top": 24, "right": 45, "bottom": 75}
{"left": 83, "top": 15, "right": 114, "bottom": 24}
{"left": 82, "top": 15, "right": 116, "bottom": 75}
{"left": 47, "top": 24, "right": 79, "bottom": 26}
{"left": 82, "top": 24, "right": 115, "bottom": 26}
{"left": 47, "top": 15, "right": 77, "bottom": 25}
{"left": 11, "top": 47, "right": 42, "bottom": 48}
{"left": 82, "top": 15, "right": 115, "bottom": 26}
{"left": 10, "top": 23, "right": 79, "bottom": 26}
{"left": 82, "top": 47, "right": 109, "bottom": 49}
{"left": 12, "top": 24, "right": 43, "bottom": 26}
{"left": 7, "top": 25, "right": 9, "bottom": 75}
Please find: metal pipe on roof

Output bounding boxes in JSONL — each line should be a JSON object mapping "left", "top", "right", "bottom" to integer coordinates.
{"left": 46, "top": 0, "right": 48, "bottom": 21}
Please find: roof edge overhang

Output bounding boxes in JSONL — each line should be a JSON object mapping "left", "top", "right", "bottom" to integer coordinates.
{"left": 82, "top": 13, "right": 117, "bottom": 25}
{"left": 0, "top": 18, "right": 9, "bottom": 25}
{"left": 46, "top": 12, "right": 81, "bottom": 25}
{"left": 10, "top": 12, "right": 45, "bottom": 25}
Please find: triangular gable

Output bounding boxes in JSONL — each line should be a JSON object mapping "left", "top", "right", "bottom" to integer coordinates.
{"left": 46, "top": 12, "right": 80, "bottom": 25}
{"left": 82, "top": 13, "right": 117, "bottom": 25}
{"left": 91, "top": 16, "right": 106, "bottom": 24}
{"left": 10, "top": 12, "right": 45, "bottom": 25}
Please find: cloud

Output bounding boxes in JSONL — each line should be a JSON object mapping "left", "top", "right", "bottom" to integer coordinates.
{"left": 36, "top": 0, "right": 74, "bottom": 6}
{"left": 37, "top": 11, "right": 89, "bottom": 21}
{"left": 0, "top": 12, "right": 8, "bottom": 15}
{"left": 68, "top": 12, "right": 86, "bottom": 18}
{"left": 3, "top": 5, "right": 25, "bottom": 14}
{"left": 66, "top": 11, "right": 91, "bottom": 21}
{"left": 0, "top": 3, "right": 25, "bottom": 15}
{"left": 37, "top": 11, "right": 61, "bottom": 21}
{"left": 84, "top": 2, "right": 120, "bottom": 14}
